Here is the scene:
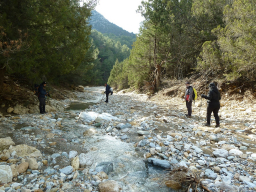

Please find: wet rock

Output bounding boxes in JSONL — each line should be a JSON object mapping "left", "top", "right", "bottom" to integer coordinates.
{"left": 98, "top": 180, "right": 120, "bottom": 192}
{"left": 0, "top": 165, "right": 13, "bottom": 184}
{"left": 148, "top": 158, "right": 171, "bottom": 169}
{"left": 0, "top": 137, "right": 15, "bottom": 151}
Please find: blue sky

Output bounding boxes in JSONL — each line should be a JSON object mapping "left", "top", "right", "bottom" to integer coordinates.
{"left": 95, "top": 0, "right": 145, "bottom": 34}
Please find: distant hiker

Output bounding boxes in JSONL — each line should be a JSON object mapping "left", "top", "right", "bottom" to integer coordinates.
{"left": 38, "top": 81, "right": 48, "bottom": 114}
{"left": 201, "top": 82, "right": 221, "bottom": 127}
{"left": 184, "top": 82, "right": 193, "bottom": 117}
{"left": 104, "top": 83, "right": 111, "bottom": 103}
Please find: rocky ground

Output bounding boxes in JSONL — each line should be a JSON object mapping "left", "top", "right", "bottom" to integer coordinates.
{"left": 0, "top": 85, "right": 256, "bottom": 192}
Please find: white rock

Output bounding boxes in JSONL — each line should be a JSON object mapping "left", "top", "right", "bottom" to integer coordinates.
{"left": 69, "top": 151, "right": 78, "bottom": 159}
{"left": 229, "top": 149, "right": 243, "bottom": 156}
{"left": 213, "top": 149, "right": 229, "bottom": 157}
{"left": 0, "top": 165, "right": 13, "bottom": 184}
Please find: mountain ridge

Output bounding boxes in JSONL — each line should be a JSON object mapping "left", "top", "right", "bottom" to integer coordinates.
{"left": 89, "top": 10, "right": 136, "bottom": 38}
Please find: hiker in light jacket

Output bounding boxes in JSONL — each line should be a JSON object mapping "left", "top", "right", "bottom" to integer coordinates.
{"left": 184, "top": 82, "right": 193, "bottom": 117}
{"left": 201, "top": 82, "right": 221, "bottom": 127}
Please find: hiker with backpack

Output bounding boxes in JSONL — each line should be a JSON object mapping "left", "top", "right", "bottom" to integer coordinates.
{"left": 184, "top": 82, "right": 195, "bottom": 118}
{"left": 201, "top": 82, "right": 221, "bottom": 127}
{"left": 38, "top": 81, "right": 48, "bottom": 114}
{"left": 104, "top": 83, "right": 113, "bottom": 103}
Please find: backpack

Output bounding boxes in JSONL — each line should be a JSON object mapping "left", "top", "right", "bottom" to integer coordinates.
{"left": 192, "top": 87, "right": 197, "bottom": 100}
{"left": 110, "top": 87, "right": 113, "bottom": 95}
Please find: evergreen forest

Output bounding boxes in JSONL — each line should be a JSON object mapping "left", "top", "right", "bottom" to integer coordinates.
{"left": 1, "top": 0, "right": 256, "bottom": 92}
{"left": 108, "top": 0, "right": 256, "bottom": 92}
{"left": 0, "top": 0, "right": 135, "bottom": 88}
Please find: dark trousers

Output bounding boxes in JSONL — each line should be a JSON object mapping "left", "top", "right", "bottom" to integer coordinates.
{"left": 105, "top": 92, "right": 109, "bottom": 102}
{"left": 186, "top": 100, "right": 192, "bottom": 116}
{"left": 207, "top": 105, "right": 220, "bottom": 125}
{"left": 39, "top": 97, "right": 46, "bottom": 113}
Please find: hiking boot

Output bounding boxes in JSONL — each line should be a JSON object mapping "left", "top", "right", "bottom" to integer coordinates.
{"left": 185, "top": 114, "right": 191, "bottom": 118}
{"left": 204, "top": 123, "right": 210, "bottom": 127}
{"left": 105, "top": 101, "right": 108, "bottom": 103}
{"left": 215, "top": 124, "right": 220, "bottom": 128}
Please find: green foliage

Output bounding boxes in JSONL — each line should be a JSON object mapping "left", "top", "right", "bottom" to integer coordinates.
{"left": 197, "top": 0, "right": 256, "bottom": 81}
{"left": 0, "top": 0, "right": 92, "bottom": 83}
{"left": 87, "top": 30, "right": 131, "bottom": 85}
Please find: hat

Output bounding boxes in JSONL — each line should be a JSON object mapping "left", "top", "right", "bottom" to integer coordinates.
{"left": 42, "top": 81, "right": 47, "bottom": 84}
{"left": 209, "top": 82, "right": 215, "bottom": 87}
{"left": 185, "top": 82, "right": 190, "bottom": 84}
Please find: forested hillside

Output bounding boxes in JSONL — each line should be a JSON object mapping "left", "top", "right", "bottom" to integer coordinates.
{"left": 89, "top": 10, "right": 136, "bottom": 49}
{"left": 0, "top": 1, "right": 134, "bottom": 90}
{"left": 108, "top": 0, "right": 256, "bottom": 93}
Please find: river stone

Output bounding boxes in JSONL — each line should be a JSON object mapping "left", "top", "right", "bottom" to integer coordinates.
{"left": 95, "top": 162, "right": 113, "bottom": 174}
{"left": 205, "top": 169, "right": 217, "bottom": 179}
{"left": 229, "top": 149, "right": 243, "bottom": 156}
{"left": 71, "top": 156, "right": 79, "bottom": 170}
{"left": 147, "top": 158, "right": 171, "bottom": 169}
{"left": 79, "top": 153, "right": 92, "bottom": 167}
{"left": 16, "top": 162, "right": 29, "bottom": 174}
{"left": 116, "top": 123, "right": 132, "bottom": 129}
{"left": 27, "top": 158, "right": 38, "bottom": 170}
{"left": 138, "top": 139, "right": 147, "bottom": 147}
{"left": 0, "top": 137, "right": 15, "bottom": 151}
{"left": 69, "top": 151, "right": 78, "bottom": 159}
{"left": 0, "top": 165, "right": 13, "bottom": 184}
{"left": 13, "top": 104, "right": 29, "bottom": 114}
{"left": 120, "top": 135, "right": 128, "bottom": 140}
{"left": 0, "top": 149, "right": 10, "bottom": 160}
{"left": 8, "top": 144, "right": 42, "bottom": 158}
{"left": 137, "top": 131, "right": 150, "bottom": 136}
{"left": 98, "top": 180, "right": 120, "bottom": 192}
{"left": 7, "top": 107, "right": 14, "bottom": 113}
{"left": 59, "top": 166, "right": 73, "bottom": 175}
{"left": 250, "top": 153, "right": 256, "bottom": 161}
{"left": 213, "top": 149, "right": 228, "bottom": 157}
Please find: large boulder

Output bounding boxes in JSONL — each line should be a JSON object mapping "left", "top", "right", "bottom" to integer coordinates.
{"left": 0, "top": 137, "right": 15, "bottom": 152}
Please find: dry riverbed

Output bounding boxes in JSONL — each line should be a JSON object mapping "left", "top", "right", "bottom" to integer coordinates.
{"left": 0, "top": 86, "right": 256, "bottom": 192}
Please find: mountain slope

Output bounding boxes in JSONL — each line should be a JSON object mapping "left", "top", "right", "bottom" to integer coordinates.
{"left": 89, "top": 10, "right": 136, "bottom": 38}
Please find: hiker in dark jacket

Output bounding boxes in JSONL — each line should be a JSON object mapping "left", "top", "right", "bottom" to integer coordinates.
{"left": 184, "top": 82, "right": 193, "bottom": 117}
{"left": 38, "top": 81, "right": 48, "bottom": 114}
{"left": 104, "top": 83, "right": 111, "bottom": 103}
{"left": 201, "top": 82, "right": 221, "bottom": 127}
